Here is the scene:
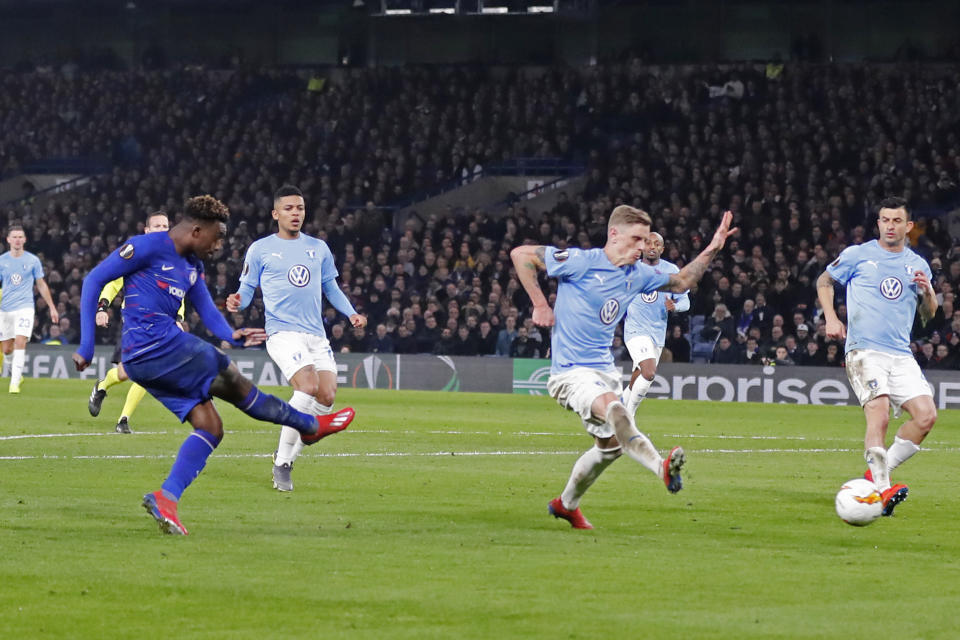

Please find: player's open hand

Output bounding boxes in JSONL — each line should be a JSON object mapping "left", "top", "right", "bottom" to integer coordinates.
{"left": 95, "top": 310, "right": 110, "bottom": 327}
{"left": 225, "top": 292, "right": 242, "bottom": 313}
{"left": 50, "top": 308, "right": 60, "bottom": 325}
{"left": 708, "top": 211, "right": 739, "bottom": 251}
{"left": 350, "top": 313, "right": 367, "bottom": 329}
{"left": 233, "top": 327, "right": 267, "bottom": 347}
{"left": 72, "top": 352, "right": 89, "bottom": 372}
{"left": 532, "top": 304, "right": 555, "bottom": 327}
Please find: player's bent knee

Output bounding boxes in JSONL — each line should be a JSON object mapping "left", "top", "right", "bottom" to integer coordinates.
{"left": 316, "top": 388, "right": 336, "bottom": 407}
{"left": 917, "top": 407, "right": 938, "bottom": 432}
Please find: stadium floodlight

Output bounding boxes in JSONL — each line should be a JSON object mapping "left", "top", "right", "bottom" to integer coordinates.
{"left": 427, "top": 0, "right": 458, "bottom": 13}
{"left": 527, "top": 3, "right": 555, "bottom": 13}
{"left": 478, "top": 0, "right": 510, "bottom": 13}
{"left": 381, "top": 0, "right": 413, "bottom": 14}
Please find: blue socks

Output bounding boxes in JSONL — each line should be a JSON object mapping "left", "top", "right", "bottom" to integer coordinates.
{"left": 161, "top": 430, "right": 221, "bottom": 500}
{"left": 236, "top": 387, "right": 317, "bottom": 434}
{"left": 159, "top": 388, "right": 317, "bottom": 503}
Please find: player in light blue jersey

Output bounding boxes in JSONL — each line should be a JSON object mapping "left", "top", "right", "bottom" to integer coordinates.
{"left": 512, "top": 205, "right": 736, "bottom": 529}
{"left": 622, "top": 232, "right": 689, "bottom": 415}
{"left": 818, "top": 196, "right": 938, "bottom": 517}
{"left": 1, "top": 224, "right": 59, "bottom": 393}
{"left": 74, "top": 195, "right": 355, "bottom": 535}
{"left": 227, "top": 185, "right": 366, "bottom": 492}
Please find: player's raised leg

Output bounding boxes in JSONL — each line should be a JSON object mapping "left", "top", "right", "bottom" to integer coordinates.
{"left": 209, "top": 361, "right": 353, "bottom": 444}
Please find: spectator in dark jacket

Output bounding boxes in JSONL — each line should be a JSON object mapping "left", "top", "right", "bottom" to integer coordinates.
{"left": 510, "top": 326, "right": 541, "bottom": 358}
{"left": 369, "top": 324, "right": 395, "bottom": 353}
{"left": 476, "top": 320, "right": 498, "bottom": 355}
{"left": 701, "top": 303, "right": 736, "bottom": 341}
{"left": 664, "top": 325, "right": 690, "bottom": 363}
{"left": 452, "top": 324, "right": 480, "bottom": 356}
{"left": 711, "top": 336, "right": 742, "bottom": 364}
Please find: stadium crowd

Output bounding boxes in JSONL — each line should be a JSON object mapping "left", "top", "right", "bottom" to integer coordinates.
{"left": 2, "top": 60, "right": 959, "bottom": 370}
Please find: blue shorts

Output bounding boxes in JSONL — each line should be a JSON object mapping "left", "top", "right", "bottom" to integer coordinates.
{"left": 124, "top": 332, "right": 232, "bottom": 422}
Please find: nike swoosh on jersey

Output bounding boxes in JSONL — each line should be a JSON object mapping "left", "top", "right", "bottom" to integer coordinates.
{"left": 161, "top": 265, "right": 175, "bottom": 271}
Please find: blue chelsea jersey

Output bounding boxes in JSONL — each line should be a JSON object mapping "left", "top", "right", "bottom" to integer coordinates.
{"left": 544, "top": 247, "right": 671, "bottom": 374}
{"left": 826, "top": 240, "right": 931, "bottom": 356}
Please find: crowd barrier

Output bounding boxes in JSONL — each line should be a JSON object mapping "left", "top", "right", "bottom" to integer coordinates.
{"left": 15, "top": 345, "right": 960, "bottom": 410}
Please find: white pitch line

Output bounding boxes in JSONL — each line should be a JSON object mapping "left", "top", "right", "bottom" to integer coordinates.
{"left": 4, "top": 446, "right": 958, "bottom": 463}
{"left": 0, "top": 429, "right": 869, "bottom": 443}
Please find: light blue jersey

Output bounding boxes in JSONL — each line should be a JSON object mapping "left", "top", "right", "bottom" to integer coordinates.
{"left": 545, "top": 247, "right": 671, "bottom": 374}
{"left": 826, "top": 240, "right": 931, "bottom": 356}
{"left": 623, "top": 258, "right": 689, "bottom": 347}
{"left": 0, "top": 251, "right": 44, "bottom": 312}
{"left": 238, "top": 233, "right": 339, "bottom": 337}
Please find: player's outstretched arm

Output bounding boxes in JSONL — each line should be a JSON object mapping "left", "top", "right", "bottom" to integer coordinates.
{"left": 661, "top": 211, "right": 738, "bottom": 293}
{"left": 186, "top": 276, "right": 244, "bottom": 347}
{"left": 232, "top": 327, "right": 267, "bottom": 347}
{"left": 816, "top": 270, "right": 846, "bottom": 340}
{"left": 510, "top": 244, "right": 554, "bottom": 327}
{"left": 75, "top": 244, "right": 149, "bottom": 365}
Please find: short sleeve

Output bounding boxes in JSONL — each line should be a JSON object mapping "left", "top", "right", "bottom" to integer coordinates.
{"left": 239, "top": 243, "right": 262, "bottom": 289}
{"left": 544, "top": 247, "right": 589, "bottom": 280}
{"left": 826, "top": 245, "right": 860, "bottom": 285}
{"left": 32, "top": 255, "right": 44, "bottom": 279}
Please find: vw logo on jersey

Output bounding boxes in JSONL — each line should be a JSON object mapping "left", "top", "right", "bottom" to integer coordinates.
{"left": 640, "top": 291, "right": 659, "bottom": 304}
{"left": 879, "top": 276, "right": 903, "bottom": 300}
{"left": 10, "top": 273, "right": 22, "bottom": 285}
{"left": 599, "top": 298, "right": 620, "bottom": 325}
{"left": 287, "top": 264, "right": 311, "bottom": 287}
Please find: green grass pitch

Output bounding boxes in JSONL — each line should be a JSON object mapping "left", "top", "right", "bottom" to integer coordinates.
{"left": 1, "top": 379, "right": 959, "bottom": 639}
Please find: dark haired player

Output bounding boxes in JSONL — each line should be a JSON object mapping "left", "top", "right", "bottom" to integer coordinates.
{"left": 227, "top": 185, "right": 366, "bottom": 492}
{"left": 74, "top": 195, "right": 354, "bottom": 535}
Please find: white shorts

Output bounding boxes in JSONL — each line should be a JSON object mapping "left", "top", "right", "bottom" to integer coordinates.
{"left": 546, "top": 367, "right": 623, "bottom": 438}
{"left": 625, "top": 335, "right": 663, "bottom": 369}
{"left": 0, "top": 307, "right": 35, "bottom": 341}
{"left": 266, "top": 331, "right": 337, "bottom": 381}
{"left": 845, "top": 348, "right": 933, "bottom": 417}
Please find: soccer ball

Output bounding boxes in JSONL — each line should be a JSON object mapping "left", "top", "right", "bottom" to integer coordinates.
{"left": 835, "top": 478, "right": 883, "bottom": 526}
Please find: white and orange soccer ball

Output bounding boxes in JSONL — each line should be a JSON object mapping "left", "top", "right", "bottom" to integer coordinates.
{"left": 835, "top": 478, "right": 883, "bottom": 526}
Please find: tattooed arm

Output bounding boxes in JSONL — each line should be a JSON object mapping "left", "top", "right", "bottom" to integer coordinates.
{"left": 510, "top": 244, "right": 555, "bottom": 327}
{"left": 816, "top": 270, "right": 846, "bottom": 340}
{"left": 658, "top": 211, "right": 738, "bottom": 293}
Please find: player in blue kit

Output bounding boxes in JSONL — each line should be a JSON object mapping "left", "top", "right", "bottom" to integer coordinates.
{"left": 227, "top": 185, "right": 366, "bottom": 492}
{"left": 512, "top": 206, "right": 736, "bottom": 529}
{"left": 818, "top": 196, "right": 938, "bottom": 517}
{"left": 73, "top": 195, "right": 354, "bottom": 535}
{"left": 622, "top": 231, "right": 689, "bottom": 415}
{"left": 1, "top": 224, "right": 59, "bottom": 394}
